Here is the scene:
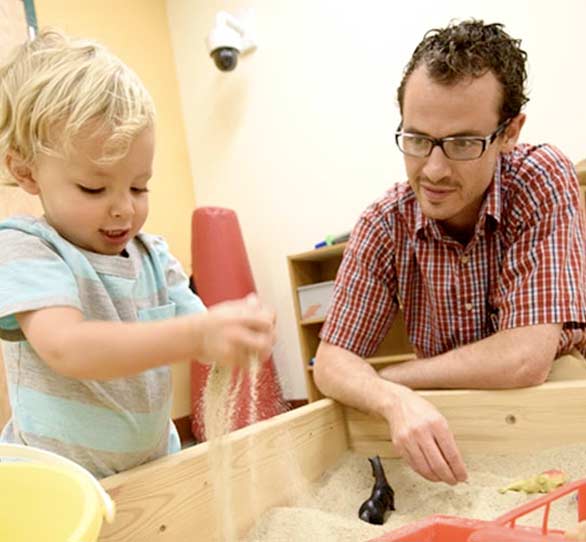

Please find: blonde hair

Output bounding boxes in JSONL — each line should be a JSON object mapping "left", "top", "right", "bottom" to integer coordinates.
{"left": 0, "top": 28, "right": 155, "bottom": 183}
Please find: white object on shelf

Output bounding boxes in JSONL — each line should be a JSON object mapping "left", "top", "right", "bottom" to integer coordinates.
{"left": 297, "top": 280, "right": 335, "bottom": 320}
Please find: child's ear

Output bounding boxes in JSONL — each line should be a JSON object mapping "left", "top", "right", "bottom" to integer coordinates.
{"left": 500, "top": 114, "right": 526, "bottom": 154}
{"left": 5, "top": 153, "right": 40, "bottom": 195}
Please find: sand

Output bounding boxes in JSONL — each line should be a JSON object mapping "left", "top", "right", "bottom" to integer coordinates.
{"left": 203, "top": 357, "right": 262, "bottom": 542}
{"left": 203, "top": 364, "right": 241, "bottom": 542}
{"left": 245, "top": 444, "right": 586, "bottom": 542}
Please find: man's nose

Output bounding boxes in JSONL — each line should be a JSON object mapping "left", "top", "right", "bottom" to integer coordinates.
{"left": 422, "top": 145, "right": 451, "bottom": 183}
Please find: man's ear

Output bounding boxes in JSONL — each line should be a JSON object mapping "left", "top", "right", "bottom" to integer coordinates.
{"left": 5, "top": 153, "right": 40, "bottom": 195}
{"left": 500, "top": 114, "right": 526, "bottom": 153}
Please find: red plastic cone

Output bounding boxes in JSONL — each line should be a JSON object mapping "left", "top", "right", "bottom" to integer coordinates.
{"left": 190, "top": 206, "right": 285, "bottom": 441}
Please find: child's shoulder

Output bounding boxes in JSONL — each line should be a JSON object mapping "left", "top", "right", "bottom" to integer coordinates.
{"left": 0, "top": 215, "right": 55, "bottom": 248}
{"left": 0, "top": 215, "right": 65, "bottom": 249}
{"left": 0, "top": 216, "right": 82, "bottom": 264}
{"left": 0, "top": 214, "right": 41, "bottom": 228}
{"left": 0, "top": 215, "right": 56, "bottom": 239}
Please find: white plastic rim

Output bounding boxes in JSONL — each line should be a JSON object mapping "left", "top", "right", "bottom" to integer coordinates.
{"left": 0, "top": 443, "right": 115, "bottom": 523}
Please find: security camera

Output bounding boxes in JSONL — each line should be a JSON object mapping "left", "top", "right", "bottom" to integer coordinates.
{"left": 210, "top": 47, "right": 239, "bottom": 72}
{"left": 206, "top": 11, "right": 257, "bottom": 72}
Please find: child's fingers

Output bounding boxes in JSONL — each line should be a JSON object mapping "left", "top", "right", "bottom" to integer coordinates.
{"left": 245, "top": 293, "right": 259, "bottom": 305}
{"left": 239, "top": 307, "right": 276, "bottom": 333}
{"left": 242, "top": 295, "right": 277, "bottom": 324}
{"left": 235, "top": 329, "right": 273, "bottom": 361}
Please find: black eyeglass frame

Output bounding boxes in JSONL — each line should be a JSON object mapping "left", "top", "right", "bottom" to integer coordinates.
{"left": 395, "top": 118, "right": 512, "bottom": 161}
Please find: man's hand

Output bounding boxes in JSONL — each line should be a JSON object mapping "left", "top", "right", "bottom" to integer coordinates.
{"left": 387, "top": 386, "right": 468, "bottom": 485}
{"left": 315, "top": 342, "right": 468, "bottom": 485}
{"left": 193, "top": 294, "right": 276, "bottom": 367}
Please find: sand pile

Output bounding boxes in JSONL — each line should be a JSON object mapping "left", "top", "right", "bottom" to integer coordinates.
{"left": 246, "top": 444, "right": 586, "bottom": 541}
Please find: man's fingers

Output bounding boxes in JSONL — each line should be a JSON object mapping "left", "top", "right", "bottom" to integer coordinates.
{"left": 434, "top": 429, "right": 468, "bottom": 483}
{"left": 417, "top": 422, "right": 467, "bottom": 485}
{"left": 393, "top": 417, "right": 467, "bottom": 485}
{"left": 419, "top": 437, "right": 458, "bottom": 485}
{"left": 401, "top": 439, "right": 440, "bottom": 483}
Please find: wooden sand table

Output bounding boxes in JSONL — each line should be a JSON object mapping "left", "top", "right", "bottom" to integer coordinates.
{"left": 96, "top": 359, "right": 586, "bottom": 542}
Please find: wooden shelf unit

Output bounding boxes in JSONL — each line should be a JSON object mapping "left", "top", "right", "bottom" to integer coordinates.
{"left": 287, "top": 242, "right": 413, "bottom": 401}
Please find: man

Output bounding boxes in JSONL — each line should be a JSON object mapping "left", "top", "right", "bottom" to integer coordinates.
{"left": 315, "top": 20, "right": 586, "bottom": 486}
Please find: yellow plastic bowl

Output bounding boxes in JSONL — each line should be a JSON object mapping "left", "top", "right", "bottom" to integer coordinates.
{"left": 0, "top": 444, "right": 115, "bottom": 542}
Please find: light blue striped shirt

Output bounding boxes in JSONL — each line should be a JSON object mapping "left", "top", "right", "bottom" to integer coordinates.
{"left": 0, "top": 216, "right": 205, "bottom": 478}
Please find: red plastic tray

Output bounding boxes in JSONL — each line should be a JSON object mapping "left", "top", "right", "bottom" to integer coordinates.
{"left": 369, "top": 478, "right": 586, "bottom": 542}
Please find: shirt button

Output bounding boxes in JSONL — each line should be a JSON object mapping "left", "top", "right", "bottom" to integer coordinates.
{"left": 460, "top": 255, "right": 469, "bottom": 264}
{"left": 465, "top": 302, "right": 473, "bottom": 312}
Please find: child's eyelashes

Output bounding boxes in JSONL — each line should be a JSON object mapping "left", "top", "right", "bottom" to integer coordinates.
{"left": 76, "top": 185, "right": 149, "bottom": 194}
{"left": 78, "top": 185, "right": 104, "bottom": 194}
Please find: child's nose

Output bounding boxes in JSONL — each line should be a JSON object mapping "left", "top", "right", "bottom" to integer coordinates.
{"left": 110, "top": 195, "right": 133, "bottom": 219}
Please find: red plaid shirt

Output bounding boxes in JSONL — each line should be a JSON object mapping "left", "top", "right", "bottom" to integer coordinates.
{"left": 321, "top": 144, "right": 586, "bottom": 358}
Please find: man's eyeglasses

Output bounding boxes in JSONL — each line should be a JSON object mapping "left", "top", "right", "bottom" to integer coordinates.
{"left": 395, "top": 119, "right": 511, "bottom": 161}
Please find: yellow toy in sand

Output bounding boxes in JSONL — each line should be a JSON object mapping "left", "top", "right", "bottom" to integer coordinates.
{"left": 498, "top": 469, "right": 569, "bottom": 494}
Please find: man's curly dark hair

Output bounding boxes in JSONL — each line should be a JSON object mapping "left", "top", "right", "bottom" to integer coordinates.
{"left": 397, "top": 20, "right": 529, "bottom": 123}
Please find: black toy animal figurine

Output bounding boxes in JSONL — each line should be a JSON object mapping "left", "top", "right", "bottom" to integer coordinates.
{"left": 358, "top": 455, "right": 395, "bottom": 525}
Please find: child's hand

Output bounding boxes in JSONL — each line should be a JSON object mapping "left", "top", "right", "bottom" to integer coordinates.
{"left": 193, "top": 294, "right": 276, "bottom": 366}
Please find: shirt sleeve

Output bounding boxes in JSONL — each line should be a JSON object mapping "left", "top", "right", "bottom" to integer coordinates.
{"left": 495, "top": 146, "right": 586, "bottom": 330}
{"left": 0, "top": 229, "right": 82, "bottom": 340}
{"left": 150, "top": 236, "right": 207, "bottom": 316}
{"left": 320, "top": 211, "right": 398, "bottom": 357}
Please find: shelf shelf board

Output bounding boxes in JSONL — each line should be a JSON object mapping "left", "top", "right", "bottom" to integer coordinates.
{"left": 308, "top": 352, "right": 415, "bottom": 371}
{"left": 289, "top": 241, "right": 414, "bottom": 402}
{"left": 288, "top": 242, "right": 347, "bottom": 263}
{"left": 300, "top": 316, "right": 326, "bottom": 326}
{"left": 368, "top": 353, "right": 416, "bottom": 365}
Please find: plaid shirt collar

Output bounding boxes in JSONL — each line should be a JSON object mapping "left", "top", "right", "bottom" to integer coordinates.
{"left": 414, "top": 154, "right": 503, "bottom": 241}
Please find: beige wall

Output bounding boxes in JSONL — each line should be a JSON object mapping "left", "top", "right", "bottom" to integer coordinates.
{"left": 167, "top": 0, "right": 586, "bottom": 400}
{"left": 0, "top": 1, "right": 28, "bottom": 58}
{"left": 35, "top": 0, "right": 195, "bottom": 418}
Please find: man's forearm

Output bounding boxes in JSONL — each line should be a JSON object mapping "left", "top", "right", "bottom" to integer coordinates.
{"left": 379, "top": 324, "right": 562, "bottom": 389}
{"left": 314, "top": 341, "right": 408, "bottom": 420}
